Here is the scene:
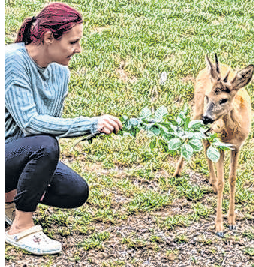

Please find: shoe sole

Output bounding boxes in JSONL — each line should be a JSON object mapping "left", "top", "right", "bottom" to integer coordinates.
{"left": 5, "top": 236, "right": 62, "bottom": 255}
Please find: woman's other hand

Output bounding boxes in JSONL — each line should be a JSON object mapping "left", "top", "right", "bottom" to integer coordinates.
{"left": 97, "top": 115, "right": 122, "bottom": 135}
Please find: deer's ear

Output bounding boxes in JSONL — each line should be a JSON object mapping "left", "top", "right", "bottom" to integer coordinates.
{"left": 205, "top": 54, "right": 220, "bottom": 81}
{"left": 230, "top": 65, "right": 254, "bottom": 91}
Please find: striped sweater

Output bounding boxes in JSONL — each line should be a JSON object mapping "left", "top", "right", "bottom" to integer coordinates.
{"left": 5, "top": 42, "right": 98, "bottom": 144}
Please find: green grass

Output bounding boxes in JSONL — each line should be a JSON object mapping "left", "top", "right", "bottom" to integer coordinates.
{"left": 77, "top": 231, "right": 110, "bottom": 250}
{"left": 5, "top": 0, "right": 254, "bottom": 265}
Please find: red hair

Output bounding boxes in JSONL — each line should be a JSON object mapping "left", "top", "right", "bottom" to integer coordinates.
{"left": 15, "top": 2, "right": 83, "bottom": 44}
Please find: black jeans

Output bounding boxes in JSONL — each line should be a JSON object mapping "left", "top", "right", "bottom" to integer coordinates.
{"left": 5, "top": 135, "right": 89, "bottom": 212}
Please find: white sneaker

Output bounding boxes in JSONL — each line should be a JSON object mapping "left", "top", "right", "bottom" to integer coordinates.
{"left": 5, "top": 225, "right": 62, "bottom": 255}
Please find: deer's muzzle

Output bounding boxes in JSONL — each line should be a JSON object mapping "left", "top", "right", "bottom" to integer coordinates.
{"left": 203, "top": 115, "right": 214, "bottom": 124}
{"left": 203, "top": 102, "right": 215, "bottom": 124}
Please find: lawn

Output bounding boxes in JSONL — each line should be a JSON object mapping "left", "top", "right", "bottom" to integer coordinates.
{"left": 5, "top": 0, "right": 254, "bottom": 266}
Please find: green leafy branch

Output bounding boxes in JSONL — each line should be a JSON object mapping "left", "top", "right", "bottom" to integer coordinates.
{"left": 118, "top": 105, "right": 234, "bottom": 162}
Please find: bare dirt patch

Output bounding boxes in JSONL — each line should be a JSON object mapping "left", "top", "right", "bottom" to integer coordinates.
{"left": 5, "top": 208, "right": 254, "bottom": 267}
{"left": 5, "top": 159, "right": 254, "bottom": 267}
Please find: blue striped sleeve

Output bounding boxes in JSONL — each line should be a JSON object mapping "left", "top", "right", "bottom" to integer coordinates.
{"left": 5, "top": 54, "right": 98, "bottom": 138}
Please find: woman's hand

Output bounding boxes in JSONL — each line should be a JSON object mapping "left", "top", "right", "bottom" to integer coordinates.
{"left": 97, "top": 114, "right": 122, "bottom": 135}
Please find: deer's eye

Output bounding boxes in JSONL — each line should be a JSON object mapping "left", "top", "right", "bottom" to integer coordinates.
{"left": 205, "top": 96, "right": 209, "bottom": 103}
{"left": 220, "top": 99, "right": 228, "bottom": 105}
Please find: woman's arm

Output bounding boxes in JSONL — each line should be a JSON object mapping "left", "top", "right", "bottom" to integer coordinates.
{"left": 5, "top": 49, "right": 121, "bottom": 138}
{"left": 5, "top": 81, "right": 99, "bottom": 137}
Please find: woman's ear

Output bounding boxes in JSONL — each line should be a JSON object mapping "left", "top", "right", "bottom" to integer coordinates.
{"left": 43, "top": 31, "right": 54, "bottom": 45}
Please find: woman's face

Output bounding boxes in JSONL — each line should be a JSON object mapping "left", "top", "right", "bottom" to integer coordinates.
{"left": 47, "top": 23, "right": 83, "bottom": 66}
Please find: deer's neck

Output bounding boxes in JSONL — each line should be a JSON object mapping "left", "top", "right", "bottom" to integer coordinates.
{"left": 219, "top": 108, "right": 248, "bottom": 145}
{"left": 222, "top": 109, "right": 239, "bottom": 129}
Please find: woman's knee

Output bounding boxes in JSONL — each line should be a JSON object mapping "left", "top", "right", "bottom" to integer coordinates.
{"left": 44, "top": 180, "right": 89, "bottom": 208}
{"left": 73, "top": 180, "right": 89, "bottom": 207}
{"left": 41, "top": 162, "right": 90, "bottom": 208}
{"left": 62, "top": 179, "right": 89, "bottom": 208}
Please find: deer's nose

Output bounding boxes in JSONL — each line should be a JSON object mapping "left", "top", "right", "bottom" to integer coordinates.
{"left": 203, "top": 116, "right": 214, "bottom": 125}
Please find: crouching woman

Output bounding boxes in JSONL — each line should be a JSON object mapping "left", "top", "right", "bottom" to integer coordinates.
{"left": 5, "top": 2, "right": 122, "bottom": 255}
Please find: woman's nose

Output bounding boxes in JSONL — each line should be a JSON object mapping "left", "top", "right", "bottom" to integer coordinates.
{"left": 74, "top": 42, "right": 81, "bottom": 54}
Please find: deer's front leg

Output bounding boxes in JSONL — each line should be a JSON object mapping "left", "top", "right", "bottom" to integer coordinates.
{"left": 227, "top": 149, "right": 239, "bottom": 230}
{"left": 174, "top": 156, "right": 184, "bottom": 177}
{"left": 215, "top": 150, "right": 225, "bottom": 237}
{"left": 203, "top": 140, "right": 218, "bottom": 193}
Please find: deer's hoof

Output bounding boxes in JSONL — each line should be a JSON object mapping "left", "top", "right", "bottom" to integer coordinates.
{"left": 209, "top": 182, "right": 218, "bottom": 193}
{"left": 229, "top": 225, "right": 236, "bottom": 230}
{"left": 212, "top": 187, "right": 218, "bottom": 194}
{"left": 216, "top": 231, "right": 224, "bottom": 238}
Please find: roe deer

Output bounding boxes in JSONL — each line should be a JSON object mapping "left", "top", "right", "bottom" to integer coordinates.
{"left": 174, "top": 54, "right": 253, "bottom": 237}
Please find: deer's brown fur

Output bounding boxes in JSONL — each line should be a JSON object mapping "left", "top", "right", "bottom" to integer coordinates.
{"left": 174, "top": 54, "right": 253, "bottom": 236}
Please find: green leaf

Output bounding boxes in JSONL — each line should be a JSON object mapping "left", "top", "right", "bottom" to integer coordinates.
{"left": 149, "top": 125, "right": 161, "bottom": 135}
{"left": 170, "top": 124, "right": 178, "bottom": 132}
{"left": 176, "top": 116, "right": 182, "bottom": 125}
{"left": 170, "top": 125, "right": 185, "bottom": 138}
{"left": 180, "top": 132, "right": 194, "bottom": 139}
{"left": 192, "top": 132, "right": 207, "bottom": 140}
{"left": 149, "top": 140, "right": 156, "bottom": 149}
{"left": 207, "top": 132, "right": 219, "bottom": 141}
{"left": 168, "top": 138, "right": 182, "bottom": 150}
{"left": 212, "top": 140, "right": 234, "bottom": 150}
{"left": 206, "top": 146, "right": 220, "bottom": 162}
{"left": 129, "top": 118, "right": 139, "bottom": 127}
{"left": 183, "top": 116, "right": 191, "bottom": 131}
{"left": 154, "top": 106, "right": 168, "bottom": 121}
{"left": 120, "top": 115, "right": 129, "bottom": 123}
{"left": 188, "top": 120, "right": 204, "bottom": 130}
{"left": 158, "top": 139, "right": 169, "bottom": 152}
{"left": 140, "top": 107, "right": 152, "bottom": 119}
{"left": 158, "top": 124, "right": 170, "bottom": 134}
{"left": 182, "top": 104, "right": 189, "bottom": 115}
{"left": 178, "top": 111, "right": 187, "bottom": 121}
{"left": 130, "top": 127, "right": 140, "bottom": 137}
{"left": 181, "top": 144, "right": 194, "bottom": 161}
{"left": 157, "top": 124, "right": 174, "bottom": 139}
{"left": 188, "top": 138, "right": 203, "bottom": 151}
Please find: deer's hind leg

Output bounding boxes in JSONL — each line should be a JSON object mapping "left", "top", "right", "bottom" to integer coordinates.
{"left": 203, "top": 140, "right": 218, "bottom": 193}
{"left": 227, "top": 149, "right": 239, "bottom": 230}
